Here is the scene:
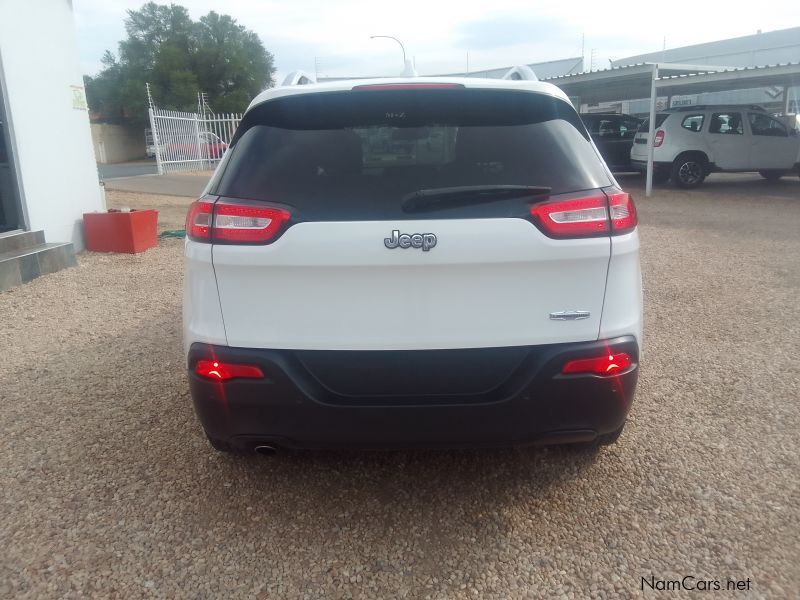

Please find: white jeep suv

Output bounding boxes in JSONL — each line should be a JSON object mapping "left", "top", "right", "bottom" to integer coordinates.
{"left": 183, "top": 77, "right": 643, "bottom": 453}
{"left": 630, "top": 105, "right": 800, "bottom": 188}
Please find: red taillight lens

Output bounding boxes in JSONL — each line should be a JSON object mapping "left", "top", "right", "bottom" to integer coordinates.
{"left": 530, "top": 192, "right": 637, "bottom": 239}
{"left": 562, "top": 352, "right": 632, "bottom": 376}
{"left": 213, "top": 201, "right": 291, "bottom": 244}
{"left": 654, "top": 130, "right": 665, "bottom": 147}
{"left": 195, "top": 359, "right": 264, "bottom": 381}
{"left": 352, "top": 83, "right": 464, "bottom": 91}
{"left": 530, "top": 196, "right": 609, "bottom": 238}
{"left": 186, "top": 199, "right": 292, "bottom": 244}
{"left": 186, "top": 200, "right": 213, "bottom": 241}
{"left": 608, "top": 192, "right": 637, "bottom": 234}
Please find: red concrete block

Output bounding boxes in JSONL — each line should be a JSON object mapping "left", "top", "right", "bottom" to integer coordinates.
{"left": 83, "top": 209, "right": 158, "bottom": 254}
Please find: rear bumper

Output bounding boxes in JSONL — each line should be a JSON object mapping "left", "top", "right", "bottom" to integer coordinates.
{"left": 188, "top": 336, "right": 639, "bottom": 450}
{"left": 630, "top": 159, "right": 671, "bottom": 173}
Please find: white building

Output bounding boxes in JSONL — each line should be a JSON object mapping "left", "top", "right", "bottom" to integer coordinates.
{"left": 0, "top": 0, "right": 103, "bottom": 289}
{"left": 611, "top": 27, "right": 800, "bottom": 69}
{"left": 316, "top": 57, "right": 585, "bottom": 83}
{"left": 610, "top": 27, "right": 800, "bottom": 114}
{"left": 440, "top": 57, "right": 584, "bottom": 80}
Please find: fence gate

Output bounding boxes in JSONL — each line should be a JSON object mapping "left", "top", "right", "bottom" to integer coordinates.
{"left": 148, "top": 108, "right": 241, "bottom": 174}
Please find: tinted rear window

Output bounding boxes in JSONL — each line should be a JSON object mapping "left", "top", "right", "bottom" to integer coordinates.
{"left": 214, "top": 89, "right": 612, "bottom": 220}
{"left": 637, "top": 114, "right": 669, "bottom": 133}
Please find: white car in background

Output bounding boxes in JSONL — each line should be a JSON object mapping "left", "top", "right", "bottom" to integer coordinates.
{"left": 145, "top": 128, "right": 163, "bottom": 158}
{"left": 631, "top": 105, "right": 800, "bottom": 188}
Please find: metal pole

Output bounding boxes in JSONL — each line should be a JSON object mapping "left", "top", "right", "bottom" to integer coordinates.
{"left": 646, "top": 64, "right": 658, "bottom": 197}
{"left": 369, "top": 35, "right": 406, "bottom": 65}
{"left": 581, "top": 33, "right": 585, "bottom": 71}
{"left": 194, "top": 112, "right": 204, "bottom": 171}
{"left": 148, "top": 107, "right": 163, "bottom": 175}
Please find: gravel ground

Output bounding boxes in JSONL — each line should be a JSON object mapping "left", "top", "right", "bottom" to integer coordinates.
{"left": 101, "top": 191, "right": 192, "bottom": 231}
{"left": 1, "top": 176, "right": 799, "bottom": 598}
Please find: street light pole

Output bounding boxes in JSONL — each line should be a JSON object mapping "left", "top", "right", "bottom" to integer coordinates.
{"left": 370, "top": 35, "right": 407, "bottom": 65}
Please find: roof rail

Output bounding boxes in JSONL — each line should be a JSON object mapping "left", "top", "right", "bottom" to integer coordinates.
{"left": 400, "top": 59, "right": 418, "bottom": 77}
{"left": 281, "top": 71, "right": 316, "bottom": 86}
{"left": 502, "top": 65, "right": 538, "bottom": 81}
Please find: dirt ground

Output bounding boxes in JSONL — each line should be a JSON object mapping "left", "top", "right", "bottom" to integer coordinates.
{"left": 1, "top": 173, "right": 798, "bottom": 598}
{"left": 106, "top": 191, "right": 192, "bottom": 231}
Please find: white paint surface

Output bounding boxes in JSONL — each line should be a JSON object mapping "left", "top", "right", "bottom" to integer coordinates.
{"left": 202, "top": 218, "right": 613, "bottom": 350}
{"left": 0, "top": 0, "right": 103, "bottom": 249}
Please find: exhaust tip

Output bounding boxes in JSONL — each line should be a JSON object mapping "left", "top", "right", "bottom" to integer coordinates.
{"left": 254, "top": 445, "right": 277, "bottom": 456}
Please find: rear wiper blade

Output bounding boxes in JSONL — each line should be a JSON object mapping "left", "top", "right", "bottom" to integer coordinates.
{"left": 401, "top": 185, "right": 551, "bottom": 213}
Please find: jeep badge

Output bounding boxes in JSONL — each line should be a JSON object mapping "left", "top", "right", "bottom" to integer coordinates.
{"left": 384, "top": 230, "right": 437, "bottom": 251}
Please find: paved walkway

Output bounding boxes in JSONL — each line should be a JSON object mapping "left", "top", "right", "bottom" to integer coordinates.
{"left": 98, "top": 161, "right": 158, "bottom": 179}
{"left": 103, "top": 172, "right": 212, "bottom": 198}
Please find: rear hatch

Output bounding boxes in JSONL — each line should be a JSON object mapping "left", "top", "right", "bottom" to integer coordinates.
{"left": 631, "top": 113, "right": 669, "bottom": 159}
{"left": 208, "top": 86, "right": 616, "bottom": 351}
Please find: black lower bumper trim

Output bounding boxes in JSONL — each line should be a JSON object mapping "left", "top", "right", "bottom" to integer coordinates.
{"left": 630, "top": 160, "right": 671, "bottom": 173}
{"left": 188, "top": 336, "right": 639, "bottom": 450}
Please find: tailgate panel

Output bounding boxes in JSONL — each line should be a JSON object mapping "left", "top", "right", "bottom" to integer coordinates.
{"left": 213, "top": 218, "right": 609, "bottom": 350}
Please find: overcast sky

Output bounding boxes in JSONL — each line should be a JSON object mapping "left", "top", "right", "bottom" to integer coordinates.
{"left": 74, "top": 0, "right": 799, "bottom": 82}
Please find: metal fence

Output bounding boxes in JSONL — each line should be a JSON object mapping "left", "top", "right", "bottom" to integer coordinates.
{"left": 147, "top": 108, "right": 241, "bottom": 174}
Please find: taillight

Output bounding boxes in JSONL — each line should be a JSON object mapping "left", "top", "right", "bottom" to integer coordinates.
{"left": 530, "top": 196, "right": 609, "bottom": 238}
{"left": 186, "top": 200, "right": 213, "bottom": 241}
{"left": 607, "top": 192, "right": 637, "bottom": 234}
{"left": 654, "top": 130, "right": 665, "bottom": 147}
{"left": 529, "top": 192, "right": 637, "bottom": 239}
{"left": 185, "top": 198, "right": 291, "bottom": 245}
{"left": 213, "top": 200, "right": 291, "bottom": 244}
{"left": 195, "top": 359, "right": 264, "bottom": 381}
{"left": 562, "top": 352, "right": 632, "bottom": 376}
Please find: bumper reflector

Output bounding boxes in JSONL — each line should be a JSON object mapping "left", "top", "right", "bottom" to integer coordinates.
{"left": 562, "top": 352, "right": 632, "bottom": 376}
{"left": 195, "top": 360, "right": 264, "bottom": 381}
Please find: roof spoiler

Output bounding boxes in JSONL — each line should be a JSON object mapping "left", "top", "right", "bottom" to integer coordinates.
{"left": 502, "top": 65, "right": 538, "bottom": 81}
{"left": 281, "top": 71, "right": 316, "bottom": 86}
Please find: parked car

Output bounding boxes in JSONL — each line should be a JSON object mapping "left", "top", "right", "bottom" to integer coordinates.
{"left": 145, "top": 143, "right": 165, "bottom": 159}
{"left": 144, "top": 128, "right": 165, "bottom": 158}
{"left": 630, "top": 105, "right": 800, "bottom": 188}
{"left": 581, "top": 113, "right": 642, "bottom": 171}
{"left": 165, "top": 131, "right": 228, "bottom": 160}
{"left": 183, "top": 77, "right": 642, "bottom": 453}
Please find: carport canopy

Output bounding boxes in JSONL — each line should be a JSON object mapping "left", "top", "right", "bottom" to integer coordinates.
{"left": 542, "top": 62, "right": 800, "bottom": 195}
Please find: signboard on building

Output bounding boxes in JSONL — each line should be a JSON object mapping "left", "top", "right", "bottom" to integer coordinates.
{"left": 671, "top": 96, "right": 698, "bottom": 108}
{"left": 71, "top": 85, "right": 87, "bottom": 110}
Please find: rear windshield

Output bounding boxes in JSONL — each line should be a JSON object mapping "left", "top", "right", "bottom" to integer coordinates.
{"left": 214, "top": 89, "right": 612, "bottom": 220}
{"left": 637, "top": 114, "right": 670, "bottom": 133}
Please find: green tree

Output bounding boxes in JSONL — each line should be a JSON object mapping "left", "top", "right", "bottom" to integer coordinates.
{"left": 85, "top": 2, "right": 275, "bottom": 124}
{"left": 192, "top": 12, "right": 274, "bottom": 114}
{"left": 84, "top": 51, "right": 126, "bottom": 121}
